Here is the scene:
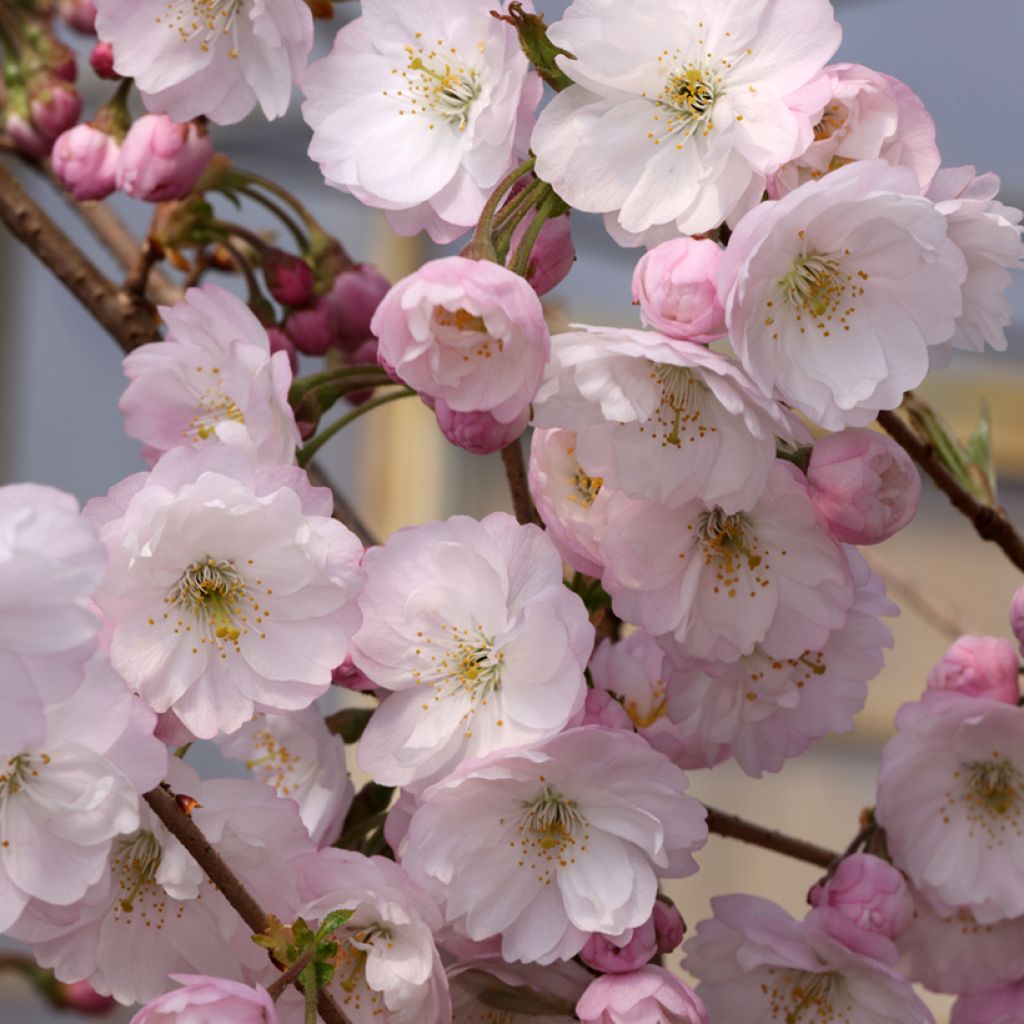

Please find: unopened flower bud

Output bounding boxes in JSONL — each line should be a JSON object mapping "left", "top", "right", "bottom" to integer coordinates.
{"left": 326, "top": 263, "right": 390, "bottom": 352}
{"left": 52, "top": 122, "right": 120, "bottom": 200}
{"left": 116, "top": 114, "right": 213, "bottom": 201}
{"left": 264, "top": 249, "right": 316, "bottom": 307}
{"left": 5, "top": 111, "right": 50, "bottom": 159}
{"left": 29, "top": 78, "right": 82, "bottom": 143}
{"left": 927, "top": 635, "right": 1020, "bottom": 705}
{"left": 580, "top": 920, "right": 658, "bottom": 974}
{"left": 577, "top": 966, "right": 708, "bottom": 1024}
{"left": 632, "top": 237, "right": 726, "bottom": 343}
{"left": 89, "top": 41, "right": 118, "bottom": 80}
{"left": 652, "top": 899, "right": 685, "bottom": 953}
{"left": 434, "top": 403, "right": 527, "bottom": 455}
{"left": 285, "top": 297, "right": 336, "bottom": 356}
{"left": 267, "top": 325, "right": 299, "bottom": 375}
{"left": 807, "top": 427, "right": 920, "bottom": 544}
{"left": 58, "top": 0, "right": 97, "bottom": 34}
{"left": 55, "top": 980, "right": 116, "bottom": 1015}
{"left": 331, "top": 655, "right": 378, "bottom": 693}
{"left": 810, "top": 854, "right": 914, "bottom": 940}
{"left": 509, "top": 212, "right": 575, "bottom": 296}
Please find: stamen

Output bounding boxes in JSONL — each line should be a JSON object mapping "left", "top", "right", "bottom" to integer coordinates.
{"left": 155, "top": 0, "right": 245, "bottom": 58}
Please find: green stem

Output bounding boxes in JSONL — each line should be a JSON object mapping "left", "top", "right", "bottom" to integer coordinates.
{"left": 290, "top": 364, "right": 393, "bottom": 404}
{"left": 466, "top": 155, "right": 536, "bottom": 259}
{"left": 493, "top": 177, "right": 546, "bottom": 231}
{"left": 509, "top": 192, "right": 558, "bottom": 278}
{"left": 234, "top": 185, "right": 309, "bottom": 252}
{"left": 493, "top": 180, "right": 550, "bottom": 263}
{"left": 211, "top": 220, "right": 268, "bottom": 255}
{"left": 298, "top": 388, "right": 415, "bottom": 467}
{"left": 302, "top": 962, "right": 317, "bottom": 1024}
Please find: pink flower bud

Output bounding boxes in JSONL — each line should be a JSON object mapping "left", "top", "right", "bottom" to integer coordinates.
{"left": 652, "top": 899, "right": 686, "bottom": 953}
{"left": 810, "top": 854, "right": 914, "bottom": 940}
{"left": 264, "top": 249, "right": 315, "bottom": 307}
{"left": 509, "top": 213, "right": 575, "bottom": 296}
{"left": 5, "top": 111, "right": 51, "bottom": 158}
{"left": 47, "top": 42, "right": 79, "bottom": 83}
{"left": 327, "top": 263, "right": 391, "bottom": 352}
{"left": 57, "top": 980, "right": 117, "bottom": 1015}
{"left": 116, "top": 114, "right": 213, "bottom": 202}
{"left": 1011, "top": 585, "right": 1024, "bottom": 654}
{"left": 434, "top": 402, "right": 527, "bottom": 455}
{"left": 577, "top": 966, "right": 708, "bottom": 1024}
{"left": 89, "top": 41, "right": 118, "bottom": 80}
{"left": 331, "top": 655, "right": 378, "bottom": 693}
{"left": 807, "top": 427, "right": 920, "bottom": 544}
{"left": 266, "top": 325, "right": 299, "bottom": 375}
{"left": 29, "top": 80, "right": 83, "bottom": 144}
{"left": 952, "top": 981, "right": 1024, "bottom": 1024}
{"left": 578, "top": 688, "right": 634, "bottom": 731}
{"left": 285, "top": 297, "right": 336, "bottom": 356}
{"left": 153, "top": 709, "right": 196, "bottom": 747}
{"left": 632, "top": 237, "right": 726, "bottom": 343}
{"left": 52, "top": 123, "right": 120, "bottom": 200}
{"left": 581, "top": 920, "right": 658, "bottom": 974}
{"left": 926, "top": 635, "right": 1020, "bottom": 705}
{"left": 58, "top": 0, "right": 97, "bottom": 34}
{"left": 131, "top": 974, "right": 278, "bottom": 1023}
{"left": 344, "top": 337, "right": 382, "bottom": 406}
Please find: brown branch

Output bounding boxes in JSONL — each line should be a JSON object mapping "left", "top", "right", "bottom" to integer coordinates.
{"left": 144, "top": 786, "right": 352, "bottom": 1024}
{"left": 705, "top": 805, "right": 838, "bottom": 869}
{"left": 501, "top": 437, "right": 541, "bottom": 526}
{"left": 877, "top": 409, "right": 1024, "bottom": 574}
{"left": 0, "top": 161, "right": 159, "bottom": 352}
{"left": 266, "top": 944, "right": 318, "bottom": 1002}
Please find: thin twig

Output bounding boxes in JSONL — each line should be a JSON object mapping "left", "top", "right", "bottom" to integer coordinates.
{"left": 266, "top": 945, "right": 318, "bottom": 1002}
{"left": 143, "top": 786, "right": 352, "bottom": 1024}
{"left": 863, "top": 552, "right": 967, "bottom": 642}
{"left": 500, "top": 437, "right": 541, "bottom": 526}
{"left": 125, "top": 237, "right": 164, "bottom": 300}
{"left": 705, "top": 805, "right": 838, "bottom": 869}
{"left": 878, "top": 409, "right": 1024, "bottom": 574}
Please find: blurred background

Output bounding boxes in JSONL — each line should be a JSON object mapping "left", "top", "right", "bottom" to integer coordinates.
{"left": 1, "top": 0, "right": 1022, "bottom": 1018}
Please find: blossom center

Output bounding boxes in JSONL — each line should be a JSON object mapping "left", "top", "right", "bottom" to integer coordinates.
{"left": 156, "top": 0, "right": 245, "bottom": 58}
{"left": 964, "top": 758, "right": 1022, "bottom": 816}
{"left": 693, "top": 508, "right": 772, "bottom": 600}
{"left": 163, "top": 556, "right": 269, "bottom": 656}
{"left": 519, "top": 784, "right": 587, "bottom": 855}
{"left": 432, "top": 307, "right": 503, "bottom": 360}
{"left": 187, "top": 365, "right": 245, "bottom": 442}
{"left": 764, "top": 968, "right": 848, "bottom": 1023}
{"left": 246, "top": 730, "right": 302, "bottom": 796}
{"left": 570, "top": 466, "right": 603, "bottom": 508}
{"left": 647, "top": 364, "right": 715, "bottom": 448}
{"left": 392, "top": 43, "right": 482, "bottom": 130}
{"left": 813, "top": 102, "right": 847, "bottom": 142}
{"left": 334, "top": 923, "right": 392, "bottom": 996}
{"left": 775, "top": 247, "right": 867, "bottom": 339}
{"left": 0, "top": 752, "right": 48, "bottom": 801}
{"left": 652, "top": 62, "right": 723, "bottom": 144}
{"left": 113, "top": 830, "right": 162, "bottom": 915}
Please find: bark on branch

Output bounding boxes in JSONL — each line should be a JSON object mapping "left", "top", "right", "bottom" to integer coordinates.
{"left": 501, "top": 437, "right": 541, "bottom": 527}
{"left": 705, "top": 805, "right": 839, "bottom": 869}
{"left": 878, "top": 409, "right": 1024, "bottom": 574}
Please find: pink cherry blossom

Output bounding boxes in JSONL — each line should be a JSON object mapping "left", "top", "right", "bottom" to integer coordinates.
{"left": 772, "top": 63, "right": 940, "bottom": 196}
{"left": 876, "top": 692, "right": 1024, "bottom": 923}
{"left": 579, "top": 920, "right": 658, "bottom": 974}
{"left": 85, "top": 446, "right": 364, "bottom": 739}
{"left": 532, "top": 327, "right": 803, "bottom": 514}
{"left": 120, "top": 284, "right": 301, "bottom": 468}
{"left": 952, "top": 980, "right": 1024, "bottom": 1024}
{"left": 926, "top": 635, "right": 1021, "bottom": 705}
{"left": 631, "top": 238, "right": 726, "bottom": 343}
{"left": 532, "top": 0, "right": 840, "bottom": 240}
{"left": 683, "top": 894, "right": 935, "bottom": 1024}
{"left": 52, "top": 123, "right": 120, "bottom": 201}
{"left": 352, "top": 513, "right": 592, "bottom": 787}
{"left": 654, "top": 548, "right": 894, "bottom": 775}
{"left": 95, "top": 0, "right": 314, "bottom": 124}
{"left": 578, "top": 689, "right": 634, "bottom": 732}
{"left": 927, "top": 167, "right": 1024, "bottom": 357}
{"left": 131, "top": 974, "right": 279, "bottom": 1023}
{"left": 400, "top": 727, "right": 707, "bottom": 964}
{"left": 576, "top": 966, "right": 707, "bottom": 1024}
{"left": 528, "top": 428, "right": 611, "bottom": 578}
{"left": 218, "top": 706, "right": 354, "bottom": 847}
{"left": 434, "top": 404, "right": 528, "bottom": 455}
{"left": 720, "top": 161, "right": 968, "bottom": 429}
{"left": 0, "top": 483, "right": 105, "bottom": 751}
{"left": 599, "top": 462, "right": 855, "bottom": 662}
{"left": 0, "top": 655, "right": 165, "bottom": 932}
{"left": 588, "top": 631, "right": 673, "bottom": 741}
{"left": 11, "top": 762, "right": 314, "bottom": 1005}
{"left": 56, "top": 979, "right": 117, "bottom": 1014}
{"left": 652, "top": 900, "right": 685, "bottom": 953}
{"left": 290, "top": 848, "right": 452, "bottom": 1024}
{"left": 807, "top": 427, "right": 920, "bottom": 544}
{"left": 371, "top": 257, "right": 549, "bottom": 426}
{"left": 116, "top": 114, "right": 213, "bottom": 202}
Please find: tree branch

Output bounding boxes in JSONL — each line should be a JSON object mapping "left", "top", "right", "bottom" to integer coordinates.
{"left": 0, "top": 161, "right": 159, "bottom": 352}
{"left": 143, "top": 786, "right": 352, "bottom": 1024}
{"left": 501, "top": 437, "right": 541, "bottom": 527}
{"left": 704, "top": 805, "right": 838, "bottom": 869}
{"left": 877, "top": 409, "right": 1024, "bottom": 574}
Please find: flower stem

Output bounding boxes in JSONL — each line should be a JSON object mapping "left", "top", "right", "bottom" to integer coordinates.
{"left": 298, "top": 388, "right": 416, "bottom": 467}
{"left": 465, "top": 155, "right": 537, "bottom": 260}
{"left": 234, "top": 185, "right": 310, "bottom": 252}
{"left": 509, "top": 191, "right": 559, "bottom": 278}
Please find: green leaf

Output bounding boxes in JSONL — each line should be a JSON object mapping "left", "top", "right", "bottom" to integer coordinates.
{"left": 316, "top": 909, "right": 354, "bottom": 941}
{"left": 491, "top": 2, "right": 576, "bottom": 91}
{"left": 964, "top": 402, "right": 997, "bottom": 503}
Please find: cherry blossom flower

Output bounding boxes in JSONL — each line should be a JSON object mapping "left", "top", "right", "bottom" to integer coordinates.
{"left": 579, "top": 920, "right": 658, "bottom": 974}
{"left": 120, "top": 284, "right": 301, "bottom": 469}
{"left": 0, "top": 655, "right": 165, "bottom": 932}
{"left": 898, "top": 887, "right": 1024, "bottom": 996}
{"left": 400, "top": 727, "right": 707, "bottom": 964}
{"left": 94, "top": 0, "right": 314, "bottom": 125}
{"left": 926, "top": 635, "right": 1021, "bottom": 705}
{"left": 588, "top": 631, "right": 674, "bottom": 743}
{"left": 576, "top": 966, "right": 707, "bottom": 1024}
{"left": 876, "top": 692, "right": 1024, "bottom": 924}
{"left": 655, "top": 547, "right": 893, "bottom": 773}
{"left": 527, "top": 428, "right": 612, "bottom": 579}
{"left": 10, "top": 763, "right": 314, "bottom": 1005}
{"left": 302, "top": 0, "right": 540, "bottom": 243}
{"left": 599, "top": 461, "right": 855, "bottom": 662}
{"left": 531, "top": 0, "right": 840, "bottom": 241}
{"left": 131, "top": 974, "right": 279, "bottom": 1023}
{"left": 85, "top": 446, "right": 364, "bottom": 739}
{"left": 353, "top": 513, "right": 592, "bottom": 787}
{"left": 719, "top": 161, "right": 968, "bottom": 429}
{"left": 952, "top": 980, "right": 1024, "bottom": 1024}
{"left": 116, "top": 114, "right": 213, "bottom": 202}
{"left": 771, "top": 63, "right": 940, "bottom": 197}
{"left": 218, "top": 706, "right": 354, "bottom": 847}
{"left": 532, "top": 327, "right": 802, "bottom": 514}
{"left": 290, "top": 848, "right": 451, "bottom": 1024}
{"left": 683, "top": 894, "right": 935, "bottom": 1024}
{"left": 0, "top": 483, "right": 105, "bottom": 752}
{"left": 372, "top": 257, "right": 549, "bottom": 429}
{"left": 927, "top": 167, "right": 1024, "bottom": 357}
